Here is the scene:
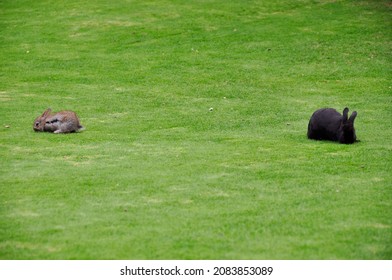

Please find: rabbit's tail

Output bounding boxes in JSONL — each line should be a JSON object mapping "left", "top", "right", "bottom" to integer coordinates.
{"left": 77, "top": 125, "right": 85, "bottom": 132}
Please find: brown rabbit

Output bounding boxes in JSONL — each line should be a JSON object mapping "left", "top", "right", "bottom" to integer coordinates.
{"left": 33, "top": 108, "right": 84, "bottom": 133}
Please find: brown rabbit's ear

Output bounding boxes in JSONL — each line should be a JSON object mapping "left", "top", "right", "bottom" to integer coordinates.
{"left": 41, "top": 108, "right": 52, "bottom": 117}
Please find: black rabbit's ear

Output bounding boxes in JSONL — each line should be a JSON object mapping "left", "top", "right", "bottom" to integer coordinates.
{"left": 342, "top": 107, "right": 349, "bottom": 122}
{"left": 349, "top": 111, "right": 357, "bottom": 122}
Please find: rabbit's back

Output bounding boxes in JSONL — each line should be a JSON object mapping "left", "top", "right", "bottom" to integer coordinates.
{"left": 55, "top": 111, "right": 80, "bottom": 124}
{"left": 307, "top": 108, "right": 342, "bottom": 141}
{"left": 53, "top": 111, "right": 82, "bottom": 133}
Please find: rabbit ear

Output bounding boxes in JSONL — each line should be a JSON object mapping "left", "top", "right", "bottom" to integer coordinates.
{"left": 342, "top": 107, "right": 349, "bottom": 122}
{"left": 349, "top": 111, "right": 357, "bottom": 123}
{"left": 41, "top": 108, "right": 52, "bottom": 117}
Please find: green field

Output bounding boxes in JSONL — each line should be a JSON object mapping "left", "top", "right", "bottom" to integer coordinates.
{"left": 0, "top": 0, "right": 391, "bottom": 259}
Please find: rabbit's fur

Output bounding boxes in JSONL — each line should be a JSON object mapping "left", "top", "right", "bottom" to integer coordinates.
{"left": 307, "top": 107, "right": 357, "bottom": 144}
{"left": 33, "top": 108, "right": 84, "bottom": 133}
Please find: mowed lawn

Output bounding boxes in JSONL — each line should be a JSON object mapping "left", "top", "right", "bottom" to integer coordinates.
{"left": 0, "top": 0, "right": 391, "bottom": 259}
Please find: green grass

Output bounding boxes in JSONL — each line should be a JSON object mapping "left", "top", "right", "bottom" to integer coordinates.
{"left": 0, "top": 0, "right": 391, "bottom": 259}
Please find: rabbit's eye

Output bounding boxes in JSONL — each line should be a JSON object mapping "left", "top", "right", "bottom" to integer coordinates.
{"left": 35, "top": 122, "right": 39, "bottom": 127}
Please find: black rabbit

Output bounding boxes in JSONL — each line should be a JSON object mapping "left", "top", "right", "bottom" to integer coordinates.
{"left": 307, "top": 107, "right": 357, "bottom": 144}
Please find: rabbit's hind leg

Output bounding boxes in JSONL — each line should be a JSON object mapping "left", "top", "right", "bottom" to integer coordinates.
{"left": 54, "top": 123, "right": 67, "bottom": 133}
